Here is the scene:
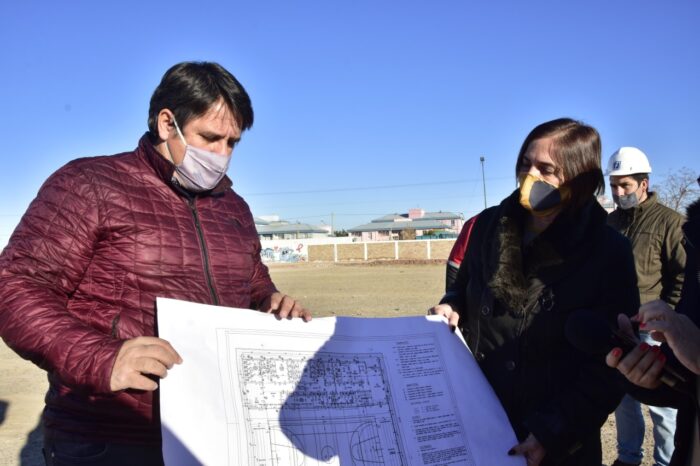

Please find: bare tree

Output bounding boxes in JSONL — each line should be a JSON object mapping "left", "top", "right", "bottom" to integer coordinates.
{"left": 653, "top": 167, "right": 700, "bottom": 213}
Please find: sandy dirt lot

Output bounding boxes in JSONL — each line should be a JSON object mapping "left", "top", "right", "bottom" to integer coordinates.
{"left": 0, "top": 262, "right": 656, "bottom": 465}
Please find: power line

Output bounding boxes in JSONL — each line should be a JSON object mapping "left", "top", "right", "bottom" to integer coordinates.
{"left": 251, "top": 192, "right": 489, "bottom": 212}
{"left": 245, "top": 176, "right": 513, "bottom": 196}
{"left": 283, "top": 213, "right": 388, "bottom": 220}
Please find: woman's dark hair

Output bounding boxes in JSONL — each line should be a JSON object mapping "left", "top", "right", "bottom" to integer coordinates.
{"left": 148, "top": 62, "right": 253, "bottom": 141}
{"left": 515, "top": 118, "right": 605, "bottom": 210}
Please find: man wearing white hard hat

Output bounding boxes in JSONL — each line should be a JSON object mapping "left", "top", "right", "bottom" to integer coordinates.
{"left": 606, "top": 147, "right": 687, "bottom": 466}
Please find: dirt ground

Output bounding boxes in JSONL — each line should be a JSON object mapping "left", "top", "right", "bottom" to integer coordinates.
{"left": 0, "top": 262, "right": 656, "bottom": 465}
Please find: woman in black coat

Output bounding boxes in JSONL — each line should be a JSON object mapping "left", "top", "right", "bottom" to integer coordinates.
{"left": 430, "top": 118, "right": 640, "bottom": 466}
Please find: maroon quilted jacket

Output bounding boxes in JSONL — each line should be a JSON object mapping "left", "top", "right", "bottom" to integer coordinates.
{"left": 0, "top": 134, "right": 277, "bottom": 444}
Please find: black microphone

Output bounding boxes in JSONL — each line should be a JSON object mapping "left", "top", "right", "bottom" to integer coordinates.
{"left": 564, "top": 309, "right": 689, "bottom": 393}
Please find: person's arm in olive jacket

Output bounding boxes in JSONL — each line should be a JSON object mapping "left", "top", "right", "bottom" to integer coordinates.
{"left": 661, "top": 214, "right": 686, "bottom": 306}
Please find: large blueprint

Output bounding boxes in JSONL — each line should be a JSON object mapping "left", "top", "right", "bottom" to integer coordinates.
{"left": 157, "top": 297, "right": 524, "bottom": 466}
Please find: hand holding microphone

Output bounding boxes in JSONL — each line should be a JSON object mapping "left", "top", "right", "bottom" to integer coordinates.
{"left": 564, "top": 309, "right": 689, "bottom": 393}
{"left": 604, "top": 313, "right": 668, "bottom": 390}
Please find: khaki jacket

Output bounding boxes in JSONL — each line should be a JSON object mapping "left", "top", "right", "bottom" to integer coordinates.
{"left": 607, "top": 192, "right": 686, "bottom": 306}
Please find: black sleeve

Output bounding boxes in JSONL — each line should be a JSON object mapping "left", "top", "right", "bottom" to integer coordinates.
{"left": 445, "top": 263, "right": 459, "bottom": 293}
{"left": 440, "top": 245, "right": 471, "bottom": 315}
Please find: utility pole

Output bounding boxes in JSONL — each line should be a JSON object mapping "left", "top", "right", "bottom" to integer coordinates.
{"left": 330, "top": 212, "right": 335, "bottom": 236}
{"left": 480, "top": 156, "right": 487, "bottom": 209}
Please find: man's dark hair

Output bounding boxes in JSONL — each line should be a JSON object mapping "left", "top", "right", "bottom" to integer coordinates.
{"left": 515, "top": 117, "right": 605, "bottom": 210}
{"left": 629, "top": 173, "right": 649, "bottom": 184}
{"left": 148, "top": 62, "right": 253, "bottom": 141}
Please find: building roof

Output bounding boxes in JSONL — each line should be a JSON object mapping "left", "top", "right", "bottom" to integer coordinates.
{"left": 256, "top": 223, "right": 328, "bottom": 235}
{"left": 422, "top": 211, "right": 463, "bottom": 221}
{"left": 370, "top": 211, "right": 462, "bottom": 223}
{"left": 254, "top": 217, "right": 270, "bottom": 225}
{"left": 371, "top": 214, "right": 407, "bottom": 223}
{"left": 348, "top": 220, "right": 451, "bottom": 233}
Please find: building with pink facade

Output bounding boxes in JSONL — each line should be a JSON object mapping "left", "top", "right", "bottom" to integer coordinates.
{"left": 348, "top": 209, "right": 464, "bottom": 242}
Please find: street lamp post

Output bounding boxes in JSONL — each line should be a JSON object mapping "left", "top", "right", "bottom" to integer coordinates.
{"left": 480, "top": 156, "right": 487, "bottom": 209}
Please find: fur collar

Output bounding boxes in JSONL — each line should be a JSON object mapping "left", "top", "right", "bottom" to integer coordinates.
{"left": 485, "top": 191, "right": 603, "bottom": 311}
{"left": 485, "top": 210, "right": 530, "bottom": 311}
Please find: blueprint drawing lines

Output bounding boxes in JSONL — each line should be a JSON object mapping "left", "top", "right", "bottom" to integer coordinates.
{"left": 159, "top": 300, "right": 524, "bottom": 466}
{"left": 229, "top": 343, "right": 406, "bottom": 465}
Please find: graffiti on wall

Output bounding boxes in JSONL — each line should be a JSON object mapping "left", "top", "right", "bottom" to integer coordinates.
{"left": 261, "top": 243, "right": 306, "bottom": 263}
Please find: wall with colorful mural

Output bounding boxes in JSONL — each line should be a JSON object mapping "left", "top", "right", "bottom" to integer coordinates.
{"left": 260, "top": 237, "right": 355, "bottom": 263}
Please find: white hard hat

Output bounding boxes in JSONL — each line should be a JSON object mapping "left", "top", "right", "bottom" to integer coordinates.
{"left": 606, "top": 147, "right": 652, "bottom": 176}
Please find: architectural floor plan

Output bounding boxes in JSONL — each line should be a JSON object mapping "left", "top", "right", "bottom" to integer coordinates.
{"left": 230, "top": 348, "right": 404, "bottom": 465}
{"left": 157, "top": 298, "right": 524, "bottom": 466}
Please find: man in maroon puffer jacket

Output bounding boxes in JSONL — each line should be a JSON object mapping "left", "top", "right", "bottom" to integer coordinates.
{"left": 0, "top": 61, "right": 310, "bottom": 465}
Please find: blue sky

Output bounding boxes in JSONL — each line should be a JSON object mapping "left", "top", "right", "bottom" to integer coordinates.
{"left": 0, "top": 0, "right": 698, "bottom": 245}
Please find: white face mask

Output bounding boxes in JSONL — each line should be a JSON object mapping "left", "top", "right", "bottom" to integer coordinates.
{"left": 167, "top": 117, "right": 231, "bottom": 192}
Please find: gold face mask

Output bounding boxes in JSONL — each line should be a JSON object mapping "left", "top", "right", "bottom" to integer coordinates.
{"left": 518, "top": 173, "right": 571, "bottom": 217}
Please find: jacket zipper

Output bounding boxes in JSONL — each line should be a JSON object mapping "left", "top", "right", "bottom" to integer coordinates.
{"left": 187, "top": 198, "right": 219, "bottom": 305}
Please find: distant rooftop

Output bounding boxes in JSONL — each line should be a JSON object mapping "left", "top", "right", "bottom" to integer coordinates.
{"left": 348, "top": 219, "right": 452, "bottom": 233}
{"left": 422, "top": 211, "right": 463, "bottom": 221}
{"left": 370, "top": 210, "right": 463, "bottom": 223}
{"left": 372, "top": 214, "right": 407, "bottom": 223}
{"left": 256, "top": 222, "right": 329, "bottom": 235}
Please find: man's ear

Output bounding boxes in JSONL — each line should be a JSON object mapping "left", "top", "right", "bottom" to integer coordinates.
{"left": 156, "top": 109, "right": 175, "bottom": 142}
{"left": 641, "top": 178, "right": 650, "bottom": 194}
